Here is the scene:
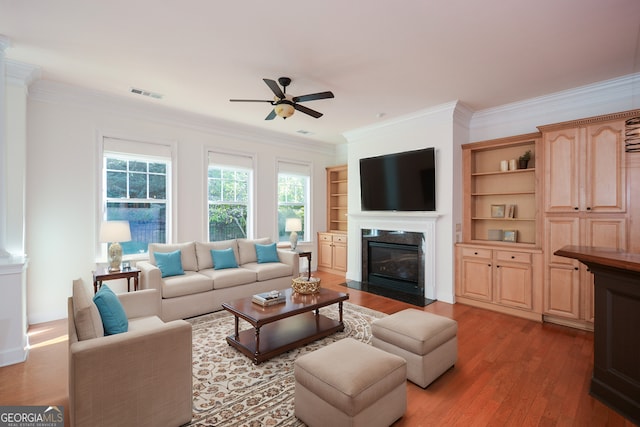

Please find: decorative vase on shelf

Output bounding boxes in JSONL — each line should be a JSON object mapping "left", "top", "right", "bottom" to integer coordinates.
{"left": 518, "top": 150, "right": 532, "bottom": 169}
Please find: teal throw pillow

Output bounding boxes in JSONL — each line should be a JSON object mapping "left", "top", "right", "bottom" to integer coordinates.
{"left": 211, "top": 248, "right": 238, "bottom": 269}
{"left": 155, "top": 250, "right": 184, "bottom": 278}
{"left": 256, "top": 242, "right": 280, "bottom": 263}
{"left": 93, "top": 284, "right": 128, "bottom": 335}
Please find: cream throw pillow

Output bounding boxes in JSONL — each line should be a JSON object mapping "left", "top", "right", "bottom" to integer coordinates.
{"left": 72, "top": 278, "right": 104, "bottom": 340}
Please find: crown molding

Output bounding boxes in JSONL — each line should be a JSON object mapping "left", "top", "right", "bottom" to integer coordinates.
{"left": 6, "top": 59, "right": 41, "bottom": 87}
{"left": 28, "top": 79, "right": 337, "bottom": 157}
{"left": 343, "top": 101, "right": 459, "bottom": 142}
{"left": 469, "top": 73, "right": 640, "bottom": 142}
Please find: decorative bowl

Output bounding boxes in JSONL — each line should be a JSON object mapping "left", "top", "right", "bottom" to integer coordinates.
{"left": 292, "top": 277, "right": 321, "bottom": 294}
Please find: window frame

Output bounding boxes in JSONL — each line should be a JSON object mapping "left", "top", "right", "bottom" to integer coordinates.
{"left": 277, "top": 160, "right": 312, "bottom": 244}
{"left": 98, "top": 134, "right": 177, "bottom": 261}
{"left": 206, "top": 150, "right": 256, "bottom": 242}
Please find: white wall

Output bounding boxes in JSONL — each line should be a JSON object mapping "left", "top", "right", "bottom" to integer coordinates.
{"left": 25, "top": 81, "right": 338, "bottom": 323}
{"left": 343, "top": 102, "right": 466, "bottom": 303}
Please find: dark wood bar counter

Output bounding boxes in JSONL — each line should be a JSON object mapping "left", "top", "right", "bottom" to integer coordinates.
{"left": 554, "top": 245, "right": 640, "bottom": 425}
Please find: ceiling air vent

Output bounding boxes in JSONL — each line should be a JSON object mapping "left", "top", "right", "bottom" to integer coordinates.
{"left": 129, "top": 87, "right": 163, "bottom": 99}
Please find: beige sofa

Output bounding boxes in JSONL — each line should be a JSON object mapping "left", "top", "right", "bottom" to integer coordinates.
{"left": 68, "top": 279, "right": 192, "bottom": 427}
{"left": 137, "top": 238, "right": 299, "bottom": 321}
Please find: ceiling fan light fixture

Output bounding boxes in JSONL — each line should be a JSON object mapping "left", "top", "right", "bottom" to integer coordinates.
{"left": 274, "top": 100, "right": 295, "bottom": 119}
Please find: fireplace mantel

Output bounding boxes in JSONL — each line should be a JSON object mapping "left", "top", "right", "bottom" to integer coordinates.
{"left": 349, "top": 212, "right": 439, "bottom": 300}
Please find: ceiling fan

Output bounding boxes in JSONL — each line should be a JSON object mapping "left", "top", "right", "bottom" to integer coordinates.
{"left": 230, "top": 77, "right": 334, "bottom": 120}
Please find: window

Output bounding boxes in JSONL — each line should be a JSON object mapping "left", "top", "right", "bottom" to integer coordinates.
{"left": 208, "top": 152, "right": 253, "bottom": 241}
{"left": 278, "top": 161, "right": 310, "bottom": 243}
{"left": 102, "top": 137, "right": 172, "bottom": 256}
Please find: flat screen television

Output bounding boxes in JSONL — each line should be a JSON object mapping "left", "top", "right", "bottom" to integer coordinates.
{"left": 359, "top": 147, "right": 436, "bottom": 211}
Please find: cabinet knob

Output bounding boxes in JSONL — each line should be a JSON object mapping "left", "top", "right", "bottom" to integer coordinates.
{"left": 474, "top": 252, "right": 478, "bottom": 255}
{"left": 488, "top": 264, "right": 492, "bottom": 267}
{"left": 496, "top": 265, "right": 501, "bottom": 268}
{"left": 574, "top": 267, "right": 579, "bottom": 271}
{"left": 586, "top": 207, "right": 592, "bottom": 211}
{"left": 574, "top": 207, "right": 579, "bottom": 210}
{"left": 511, "top": 256, "right": 515, "bottom": 259}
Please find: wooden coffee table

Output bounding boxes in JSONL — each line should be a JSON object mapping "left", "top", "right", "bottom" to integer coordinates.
{"left": 222, "top": 287, "right": 349, "bottom": 364}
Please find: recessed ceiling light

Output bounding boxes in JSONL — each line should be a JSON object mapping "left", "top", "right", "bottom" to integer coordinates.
{"left": 130, "top": 87, "right": 163, "bottom": 99}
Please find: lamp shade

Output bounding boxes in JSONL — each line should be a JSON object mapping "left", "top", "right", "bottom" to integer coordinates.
{"left": 285, "top": 218, "right": 302, "bottom": 232}
{"left": 99, "top": 221, "right": 132, "bottom": 243}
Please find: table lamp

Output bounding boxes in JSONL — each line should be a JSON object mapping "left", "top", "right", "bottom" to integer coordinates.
{"left": 285, "top": 218, "right": 302, "bottom": 250}
{"left": 100, "top": 220, "right": 132, "bottom": 271}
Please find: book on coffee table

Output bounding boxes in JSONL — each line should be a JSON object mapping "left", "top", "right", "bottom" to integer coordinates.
{"left": 252, "top": 291, "right": 286, "bottom": 307}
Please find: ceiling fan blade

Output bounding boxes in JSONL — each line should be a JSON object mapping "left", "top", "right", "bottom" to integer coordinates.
{"left": 294, "top": 103, "right": 323, "bottom": 118}
{"left": 229, "top": 99, "right": 273, "bottom": 103}
{"left": 263, "top": 79, "right": 285, "bottom": 99}
{"left": 292, "top": 91, "right": 335, "bottom": 103}
{"left": 265, "top": 109, "right": 277, "bottom": 120}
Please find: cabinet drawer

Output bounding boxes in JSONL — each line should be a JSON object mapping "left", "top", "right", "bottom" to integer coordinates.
{"left": 334, "top": 234, "right": 348, "bottom": 243}
{"left": 495, "top": 251, "right": 531, "bottom": 264}
{"left": 461, "top": 247, "right": 491, "bottom": 259}
{"left": 318, "top": 233, "right": 332, "bottom": 242}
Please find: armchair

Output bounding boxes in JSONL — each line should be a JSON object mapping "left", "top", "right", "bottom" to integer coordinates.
{"left": 68, "top": 279, "right": 192, "bottom": 427}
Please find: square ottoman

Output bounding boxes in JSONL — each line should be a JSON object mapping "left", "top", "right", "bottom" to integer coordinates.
{"left": 294, "top": 338, "right": 407, "bottom": 427}
{"left": 372, "top": 308, "right": 457, "bottom": 388}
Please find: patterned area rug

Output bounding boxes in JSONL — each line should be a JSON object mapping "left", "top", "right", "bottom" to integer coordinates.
{"left": 185, "top": 302, "right": 386, "bottom": 426}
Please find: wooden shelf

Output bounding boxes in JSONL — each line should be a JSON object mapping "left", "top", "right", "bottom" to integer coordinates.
{"left": 472, "top": 168, "right": 535, "bottom": 177}
{"left": 472, "top": 191, "right": 535, "bottom": 196}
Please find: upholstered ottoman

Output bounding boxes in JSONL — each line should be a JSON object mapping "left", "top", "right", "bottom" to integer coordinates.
{"left": 294, "top": 338, "right": 407, "bottom": 427}
{"left": 372, "top": 308, "right": 457, "bottom": 388}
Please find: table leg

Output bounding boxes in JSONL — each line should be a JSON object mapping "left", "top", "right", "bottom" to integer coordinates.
{"left": 255, "top": 326, "right": 261, "bottom": 359}
{"left": 339, "top": 301, "right": 344, "bottom": 323}
{"left": 234, "top": 316, "right": 239, "bottom": 340}
{"left": 134, "top": 275, "right": 139, "bottom": 291}
{"left": 126, "top": 277, "right": 131, "bottom": 292}
{"left": 307, "top": 255, "right": 312, "bottom": 280}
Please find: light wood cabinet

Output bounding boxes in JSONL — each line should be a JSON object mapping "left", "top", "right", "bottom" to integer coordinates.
{"left": 326, "top": 165, "right": 348, "bottom": 233}
{"left": 456, "top": 244, "right": 542, "bottom": 321}
{"left": 462, "top": 133, "right": 541, "bottom": 247}
{"left": 543, "top": 120, "right": 626, "bottom": 213}
{"left": 539, "top": 111, "right": 634, "bottom": 330}
{"left": 317, "top": 232, "right": 347, "bottom": 275}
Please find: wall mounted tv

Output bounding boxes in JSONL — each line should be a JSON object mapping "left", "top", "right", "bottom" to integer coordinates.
{"left": 359, "top": 147, "right": 436, "bottom": 211}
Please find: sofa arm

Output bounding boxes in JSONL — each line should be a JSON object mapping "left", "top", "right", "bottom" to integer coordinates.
{"left": 277, "top": 249, "right": 300, "bottom": 277}
{"left": 118, "top": 289, "right": 161, "bottom": 319}
{"left": 69, "top": 319, "right": 192, "bottom": 427}
{"left": 137, "top": 260, "right": 162, "bottom": 293}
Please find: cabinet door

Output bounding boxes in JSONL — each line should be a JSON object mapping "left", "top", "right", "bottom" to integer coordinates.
{"left": 545, "top": 128, "right": 580, "bottom": 213}
{"left": 333, "top": 242, "right": 348, "bottom": 272}
{"left": 460, "top": 257, "right": 493, "bottom": 301}
{"left": 317, "top": 239, "right": 333, "bottom": 270}
{"left": 584, "top": 122, "right": 626, "bottom": 213}
{"left": 544, "top": 217, "right": 580, "bottom": 318}
{"left": 495, "top": 251, "right": 533, "bottom": 309}
{"left": 582, "top": 217, "right": 627, "bottom": 322}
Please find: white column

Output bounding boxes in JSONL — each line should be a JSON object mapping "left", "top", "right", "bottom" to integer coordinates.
{"left": 0, "top": 35, "right": 10, "bottom": 257}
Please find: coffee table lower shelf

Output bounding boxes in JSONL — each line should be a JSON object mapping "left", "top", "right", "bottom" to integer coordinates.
{"left": 226, "top": 312, "right": 344, "bottom": 364}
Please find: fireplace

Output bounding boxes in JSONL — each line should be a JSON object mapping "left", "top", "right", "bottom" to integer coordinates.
{"left": 348, "top": 229, "right": 432, "bottom": 306}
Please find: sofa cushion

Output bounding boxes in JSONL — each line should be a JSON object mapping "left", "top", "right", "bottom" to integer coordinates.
{"left": 72, "top": 279, "right": 104, "bottom": 340}
{"left": 127, "top": 316, "right": 165, "bottom": 332}
{"left": 149, "top": 242, "right": 198, "bottom": 271}
{"left": 195, "top": 240, "right": 239, "bottom": 270}
{"left": 256, "top": 242, "right": 280, "bottom": 263}
{"left": 237, "top": 238, "right": 271, "bottom": 265}
{"left": 93, "top": 284, "right": 128, "bottom": 335}
{"left": 211, "top": 248, "right": 239, "bottom": 269}
{"left": 242, "top": 261, "right": 293, "bottom": 281}
{"left": 155, "top": 250, "right": 185, "bottom": 278}
{"left": 199, "top": 267, "right": 257, "bottom": 289}
{"left": 161, "top": 271, "right": 213, "bottom": 298}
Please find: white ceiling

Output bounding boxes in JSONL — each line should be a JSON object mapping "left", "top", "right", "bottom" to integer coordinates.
{"left": 2, "top": 0, "right": 640, "bottom": 144}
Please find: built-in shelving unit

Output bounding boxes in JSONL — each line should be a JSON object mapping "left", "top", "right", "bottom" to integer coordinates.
{"left": 326, "top": 165, "right": 348, "bottom": 233}
{"left": 463, "top": 133, "right": 541, "bottom": 247}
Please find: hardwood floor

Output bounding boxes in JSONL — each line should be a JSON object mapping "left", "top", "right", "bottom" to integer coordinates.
{"left": 1, "top": 271, "right": 635, "bottom": 426}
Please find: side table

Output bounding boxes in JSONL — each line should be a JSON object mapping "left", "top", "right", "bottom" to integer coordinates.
{"left": 93, "top": 267, "right": 140, "bottom": 294}
{"left": 296, "top": 250, "right": 312, "bottom": 280}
